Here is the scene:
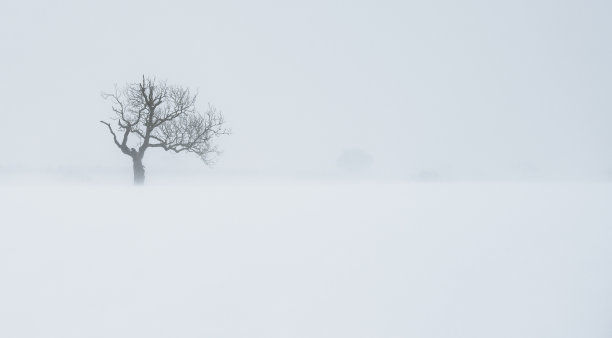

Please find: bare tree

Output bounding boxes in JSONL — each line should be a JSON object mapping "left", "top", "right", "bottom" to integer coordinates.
{"left": 101, "top": 76, "right": 230, "bottom": 184}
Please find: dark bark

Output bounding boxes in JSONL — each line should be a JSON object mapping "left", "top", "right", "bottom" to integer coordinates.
{"left": 132, "top": 156, "right": 145, "bottom": 185}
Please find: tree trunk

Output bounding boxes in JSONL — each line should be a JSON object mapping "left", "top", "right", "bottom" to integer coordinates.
{"left": 132, "top": 156, "right": 145, "bottom": 185}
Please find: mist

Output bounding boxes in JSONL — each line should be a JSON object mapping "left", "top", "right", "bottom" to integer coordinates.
{"left": 1, "top": 0, "right": 610, "bottom": 181}
{"left": 1, "top": 1, "right": 612, "bottom": 337}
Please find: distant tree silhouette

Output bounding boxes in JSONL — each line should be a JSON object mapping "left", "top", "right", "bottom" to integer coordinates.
{"left": 336, "top": 148, "right": 372, "bottom": 173}
{"left": 101, "top": 76, "right": 230, "bottom": 184}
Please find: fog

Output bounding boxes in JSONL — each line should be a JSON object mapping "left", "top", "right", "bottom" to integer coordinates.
{"left": 1, "top": 182, "right": 611, "bottom": 338}
{"left": 1, "top": 1, "right": 612, "bottom": 338}
{"left": 1, "top": 0, "right": 611, "bottom": 180}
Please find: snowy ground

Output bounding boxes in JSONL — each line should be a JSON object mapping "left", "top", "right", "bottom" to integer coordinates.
{"left": 1, "top": 179, "right": 611, "bottom": 338}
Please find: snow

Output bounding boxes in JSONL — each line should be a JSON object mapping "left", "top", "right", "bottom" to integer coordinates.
{"left": 1, "top": 180, "right": 611, "bottom": 338}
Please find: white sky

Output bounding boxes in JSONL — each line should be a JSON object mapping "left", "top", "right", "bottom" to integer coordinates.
{"left": 0, "top": 0, "right": 610, "bottom": 179}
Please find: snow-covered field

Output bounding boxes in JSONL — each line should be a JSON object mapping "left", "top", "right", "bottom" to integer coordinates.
{"left": 1, "top": 180, "right": 611, "bottom": 338}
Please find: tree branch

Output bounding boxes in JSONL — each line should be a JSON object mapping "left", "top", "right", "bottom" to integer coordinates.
{"left": 102, "top": 76, "right": 230, "bottom": 164}
{"left": 100, "top": 121, "right": 131, "bottom": 156}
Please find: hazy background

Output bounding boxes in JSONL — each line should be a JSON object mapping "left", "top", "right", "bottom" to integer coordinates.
{"left": 2, "top": 2, "right": 612, "bottom": 337}
{"left": 0, "top": 0, "right": 611, "bottom": 180}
